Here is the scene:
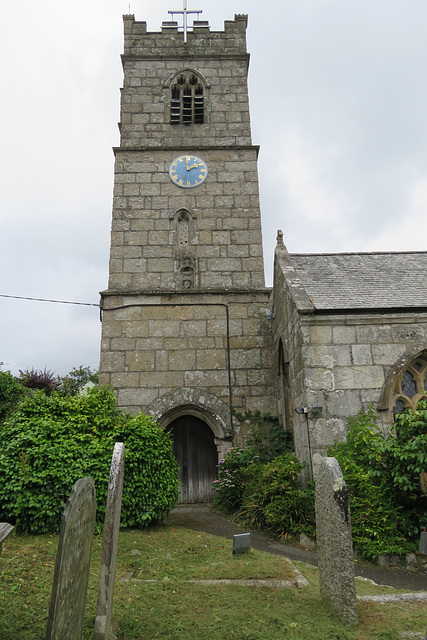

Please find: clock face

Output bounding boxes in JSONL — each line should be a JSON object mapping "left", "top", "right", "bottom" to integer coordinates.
{"left": 169, "top": 155, "right": 208, "bottom": 189}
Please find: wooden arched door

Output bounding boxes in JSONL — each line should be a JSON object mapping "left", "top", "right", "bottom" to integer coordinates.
{"left": 168, "top": 415, "right": 218, "bottom": 503}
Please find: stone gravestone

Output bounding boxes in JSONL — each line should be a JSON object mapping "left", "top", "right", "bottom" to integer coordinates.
{"left": 94, "top": 442, "right": 125, "bottom": 640}
{"left": 0, "top": 522, "right": 14, "bottom": 556}
{"left": 233, "top": 533, "right": 250, "bottom": 555}
{"left": 45, "top": 477, "right": 96, "bottom": 640}
{"left": 315, "top": 457, "right": 358, "bottom": 626}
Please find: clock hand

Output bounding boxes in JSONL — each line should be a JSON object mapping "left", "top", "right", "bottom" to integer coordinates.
{"left": 186, "top": 156, "right": 190, "bottom": 170}
{"left": 188, "top": 163, "right": 201, "bottom": 170}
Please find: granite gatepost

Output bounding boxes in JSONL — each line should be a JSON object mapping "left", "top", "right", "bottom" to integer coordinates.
{"left": 94, "top": 442, "right": 125, "bottom": 640}
{"left": 45, "top": 477, "right": 97, "bottom": 640}
{"left": 315, "top": 457, "right": 358, "bottom": 626}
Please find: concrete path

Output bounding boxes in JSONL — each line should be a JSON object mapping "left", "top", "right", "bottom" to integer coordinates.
{"left": 165, "top": 504, "right": 427, "bottom": 592}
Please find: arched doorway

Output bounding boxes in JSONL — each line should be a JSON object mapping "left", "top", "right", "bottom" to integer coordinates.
{"left": 167, "top": 415, "right": 218, "bottom": 503}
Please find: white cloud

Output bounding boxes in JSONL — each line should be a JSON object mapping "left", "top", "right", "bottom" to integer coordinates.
{"left": 1, "top": 0, "right": 427, "bottom": 373}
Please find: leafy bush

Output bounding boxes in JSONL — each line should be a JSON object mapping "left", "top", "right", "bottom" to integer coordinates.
{"left": 17, "top": 368, "right": 60, "bottom": 395}
{"left": 213, "top": 446, "right": 314, "bottom": 539}
{"left": 238, "top": 456, "right": 315, "bottom": 538}
{"left": 329, "top": 403, "right": 427, "bottom": 559}
{"left": 0, "top": 387, "right": 178, "bottom": 534}
{"left": 213, "top": 446, "right": 259, "bottom": 512}
{"left": 0, "top": 370, "right": 25, "bottom": 422}
{"left": 114, "top": 413, "right": 179, "bottom": 528}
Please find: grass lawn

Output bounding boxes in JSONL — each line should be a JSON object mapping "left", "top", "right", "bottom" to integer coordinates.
{"left": 0, "top": 524, "right": 426, "bottom": 640}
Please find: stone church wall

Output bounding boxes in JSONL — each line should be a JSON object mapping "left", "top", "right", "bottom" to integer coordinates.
{"left": 108, "top": 146, "right": 264, "bottom": 292}
{"left": 272, "top": 237, "right": 427, "bottom": 480}
{"left": 100, "top": 289, "right": 276, "bottom": 446}
{"left": 302, "top": 312, "right": 427, "bottom": 453}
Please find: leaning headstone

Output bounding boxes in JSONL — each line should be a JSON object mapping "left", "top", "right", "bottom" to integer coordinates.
{"left": 45, "top": 477, "right": 96, "bottom": 640}
{"left": 94, "top": 442, "right": 125, "bottom": 640}
{"left": 315, "top": 457, "right": 358, "bottom": 626}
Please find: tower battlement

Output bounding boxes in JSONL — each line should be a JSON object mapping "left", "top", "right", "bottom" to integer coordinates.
{"left": 123, "top": 14, "right": 248, "bottom": 58}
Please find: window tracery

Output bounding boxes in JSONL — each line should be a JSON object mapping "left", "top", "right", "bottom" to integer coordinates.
{"left": 391, "top": 353, "right": 427, "bottom": 416}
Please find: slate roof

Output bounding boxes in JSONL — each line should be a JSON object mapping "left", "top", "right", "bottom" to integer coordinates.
{"left": 288, "top": 251, "right": 427, "bottom": 311}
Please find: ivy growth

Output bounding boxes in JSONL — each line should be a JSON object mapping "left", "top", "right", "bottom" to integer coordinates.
{"left": 233, "top": 410, "right": 294, "bottom": 461}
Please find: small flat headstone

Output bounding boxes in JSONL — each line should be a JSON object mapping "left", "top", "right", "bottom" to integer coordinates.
{"left": 233, "top": 533, "right": 250, "bottom": 554}
{"left": 94, "top": 442, "right": 125, "bottom": 640}
{"left": 45, "top": 477, "right": 96, "bottom": 640}
{"left": 315, "top": 457, "right": 358, "bottom": 626}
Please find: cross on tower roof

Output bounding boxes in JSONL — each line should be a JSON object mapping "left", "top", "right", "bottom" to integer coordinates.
{"left": 168, "top": 0, "right": 203, "bottom": 43}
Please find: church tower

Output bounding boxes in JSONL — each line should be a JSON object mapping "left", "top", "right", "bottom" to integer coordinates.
{"left": 99, "top": 9, "right": 276, "bottom": 502}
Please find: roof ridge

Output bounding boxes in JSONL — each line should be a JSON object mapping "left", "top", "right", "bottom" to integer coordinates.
{"left": 289, "top": 250, "right": 427, "bottom": 257}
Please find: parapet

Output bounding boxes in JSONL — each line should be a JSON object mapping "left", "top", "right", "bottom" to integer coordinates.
{"left": 122, "top": 13, "right": 248, "bottom": 57}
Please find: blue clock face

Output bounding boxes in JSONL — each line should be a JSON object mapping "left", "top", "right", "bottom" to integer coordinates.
{"left": 169, "top": 155, "right": 208, "bottom": 188}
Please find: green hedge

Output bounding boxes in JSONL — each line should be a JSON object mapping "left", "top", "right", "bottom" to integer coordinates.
{"left": 0, "top": 387, "right": 178, "bottom": 534}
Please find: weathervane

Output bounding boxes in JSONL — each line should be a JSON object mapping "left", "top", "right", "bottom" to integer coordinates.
{"left": 169, "top": 0, "right": 202, "bottom": 43}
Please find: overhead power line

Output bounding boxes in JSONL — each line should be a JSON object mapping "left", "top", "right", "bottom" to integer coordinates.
{"left": 0, "top": 335, "right": 99, "bottom": 353}
{"left": 0, "top": 294, "right": 99, "bottom": 307}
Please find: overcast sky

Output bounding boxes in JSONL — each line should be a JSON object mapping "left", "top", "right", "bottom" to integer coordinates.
{"left": 1, "top": 0, "right": 426, "bottom": 377}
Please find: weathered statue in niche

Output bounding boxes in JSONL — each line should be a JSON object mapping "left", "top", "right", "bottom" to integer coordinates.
{"left": 181, "top": 266, "right": 194, "bottom": 289}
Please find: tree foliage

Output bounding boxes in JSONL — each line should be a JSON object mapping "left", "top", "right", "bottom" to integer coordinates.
{"left": 58, "top": 365, "right": 99, "bottom": 396}
{"left": 0, "top": 387, "right": 178, "bottom": 534}
{"left": 0, "top": 370, "right": 25, "bottom": 422}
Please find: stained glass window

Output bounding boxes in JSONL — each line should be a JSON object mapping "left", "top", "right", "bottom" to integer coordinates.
{"left": 392, "top": 353, "right": 427, "bottom": 416}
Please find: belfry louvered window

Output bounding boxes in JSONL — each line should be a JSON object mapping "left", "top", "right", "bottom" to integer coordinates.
{"left": 170, "top": 74, "right": 204, "bottom": 125}
{"left": 177, "top": 211, "right": 190, "bottom": 246}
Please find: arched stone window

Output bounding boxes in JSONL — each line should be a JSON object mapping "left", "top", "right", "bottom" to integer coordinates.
{"left": 391, "top": 352, "right": 427, "bottom": 416}
{"left": 170, "top": 72, "right": 204, "bottom": 125}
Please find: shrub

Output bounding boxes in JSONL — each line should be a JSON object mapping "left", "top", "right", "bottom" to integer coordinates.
{"left": 114, "top": 413, "right": 179, "bottom": 528}
{"left": 0, "top": 387, "right": 178, "bottom": 534}
{"left": 213, "top": 446, "right": 315, "bottom": 539}
{"left": 213, "top": 446, "right": 259, "bottom": 513}
{"left": 238, "top": 456, "right": 315, "bottom": 538}
{"left": 329, "top": 404, "right": 427, "bottom": 559}
{"left": 17, "top": 368, "right": 60, "bottom": 395}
